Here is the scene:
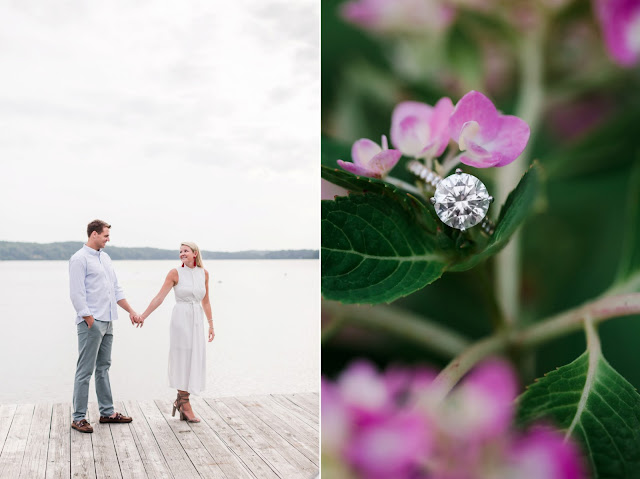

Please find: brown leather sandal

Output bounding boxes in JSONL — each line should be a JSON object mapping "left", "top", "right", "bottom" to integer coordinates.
{"left": 172, "top": 392, "right": 200, "bottom": 423}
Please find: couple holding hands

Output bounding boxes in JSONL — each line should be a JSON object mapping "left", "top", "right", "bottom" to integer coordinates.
{"left": 69, "top": 219, "right": 215, "bottom": 433}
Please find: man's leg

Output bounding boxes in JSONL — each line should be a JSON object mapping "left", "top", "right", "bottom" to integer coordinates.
{"left": 72, "top": 321, "right": 104, "bottom": 422}
{"left": 94, "top": 321, "right": 114, "bottom": 418}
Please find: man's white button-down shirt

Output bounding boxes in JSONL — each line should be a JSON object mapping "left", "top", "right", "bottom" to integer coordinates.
{"left": 69, "top": 245, "right": 125, "bottom": 325}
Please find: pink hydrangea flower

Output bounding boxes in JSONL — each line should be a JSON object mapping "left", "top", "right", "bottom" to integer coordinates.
{"left": 509, "top": 427, "right": 586, "bottom": 479}
{"left": 322, "top": 359, "right": 587, "bottom": 479}
{"left": 390, "top": 98, "right": 454, "bottom": 159}
{"left": 337, "top": 135, "right": 401, "bottom": 179}
{"left": 322, "top": 361, "right": 435, "bottom": 478}
{"left": 443, "top": 359, "right": 518, "bottom": 441}
{"left": 345, "top": 411, "right": 431, "bottom": 479}
{"left": 321, "top": 378, "right": 351, "bottom": 455}
{"left": 595, "top": 0, "right": 640, "bottom": 66}
{"left": 340, "top": 0, "right": 456, "bottom": 35}
{"left": 449, "top": 90, "right": 530, "bottom": 168}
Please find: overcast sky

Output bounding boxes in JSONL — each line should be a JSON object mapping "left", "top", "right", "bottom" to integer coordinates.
{"left": 0, "top": 0, "right": 318, "bottom": 252}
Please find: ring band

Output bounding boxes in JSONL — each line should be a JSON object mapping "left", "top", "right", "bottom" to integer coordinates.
{"left": 408, "top": 160, "right": 495, "bottom": 234}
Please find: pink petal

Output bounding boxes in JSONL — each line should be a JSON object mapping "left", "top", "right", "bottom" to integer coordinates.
{"left": 418, "top": 141, "right": 440, "bottom": 159}
{"left": 459, "top": 139, "right": 500, "bottom": 168}
{"left": 337, "top": 159, "right": 382, "bottom": 178}
{"left": 410, "top": 367, "right": 437, "bottom": 394}
{"left": 482, "top": 115, "right": 531, "bottom": 167}
{"left": 430, "top": 97, "right": 455, "bottom": 156}
{"left": 449, "top": 91, "right": 501, "bottom": 143}
{"left": 450, "top": 359, "right": 518, "bottom": 439}
{"left": 338, "top": 360, "right": 393, "bottom": 413}
{"left": 321, "top": 378, "right": 351, "bottom": 453}
{"left": 340, "top": 0, "right": 456, "bottom": 35}
{"left": 351, "top": 138, "right": 383, "bottom": 167}
{"left": 595, "top": 0, "right": 640, "bottom": 66}
{"left": 510, "top": 427, "right": 586, "bottom": 479}
{"left": 391, "top": 113, "right": 432, "bottom": 157}
{"left": 391, "top": 101, "right": 434, "bottom": 126}
{"left": 391, "top": 101, "right": 434, "bottom": 157}
{"left": 346, "top": 411, "right": 432, "bottom": 479}
{"left": 391, "top": 99, "right": 453, "bottom": 158}
{"left": 340, "top": 1, "right": 381, "bottom": 29}
{"left": 383, "top": 365, "right": 437, "bottom": 401}
{"left": 337, "top": 148, "right": 400, "bottom": 179}
{"left": 383, "top": 366, "right": 414, "bottom": 399}
{"left": 367, "top": 149, "right": 402, "bottom": 176}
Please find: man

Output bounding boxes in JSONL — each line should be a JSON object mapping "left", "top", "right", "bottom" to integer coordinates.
{"left": 69, "top": 219, "right": 137, "bottom": 433}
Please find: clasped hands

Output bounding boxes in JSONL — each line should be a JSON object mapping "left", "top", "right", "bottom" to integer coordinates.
{"left": 129, "top": 312, "right": 145, "bottom": 328}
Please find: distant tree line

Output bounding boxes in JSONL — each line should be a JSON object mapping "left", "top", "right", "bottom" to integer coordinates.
{"left": 0, "top": 241, "right": 319, "bottom": 261}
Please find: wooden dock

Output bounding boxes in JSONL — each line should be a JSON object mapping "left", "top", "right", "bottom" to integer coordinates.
{"left": 0, "top": 393, "right": 319, "bottom": 479}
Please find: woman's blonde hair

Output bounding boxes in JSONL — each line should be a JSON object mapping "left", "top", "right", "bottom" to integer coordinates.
{"left": 181, "top": 242, "right": 204, "bottom": 268}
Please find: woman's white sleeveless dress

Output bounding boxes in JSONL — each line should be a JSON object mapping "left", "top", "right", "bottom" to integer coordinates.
{"left": 169, "top": 265, "right": 206, "bottom": 394}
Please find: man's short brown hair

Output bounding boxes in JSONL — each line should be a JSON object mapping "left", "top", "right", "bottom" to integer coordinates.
{"left": 87, "top": 220, "right": 111, "bottom": 238}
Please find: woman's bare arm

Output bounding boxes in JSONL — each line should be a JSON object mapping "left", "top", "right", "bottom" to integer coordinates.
{"left": 139, "top": 269, "right": 178, "bottom": 325}
{"left": 203, "top": 269, "right": 215, "bottom": 341}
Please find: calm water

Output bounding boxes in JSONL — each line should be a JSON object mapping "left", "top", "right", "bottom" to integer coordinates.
{"left": 0, "top": 260, "right": 319, "bottom": 403}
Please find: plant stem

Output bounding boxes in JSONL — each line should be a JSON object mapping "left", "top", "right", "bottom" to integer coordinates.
{"left": 494, "top": 26, "right": 546, "bottom": 326}
{"left": 321, "top": 311, "right": 347, "bottom": 344}
{"left": 432, "top": 292, "right": 640, "bottom": 399}
{"left": 322, "top": 301, "right": 470, "bottom": 358}
{"left": 431, "top": 334, "right": 507, "bottom": 401}
{"left": 384, "top": 176, "right": 422, "bottom": 195}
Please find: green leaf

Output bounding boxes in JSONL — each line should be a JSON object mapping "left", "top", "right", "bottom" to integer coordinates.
{"left": 517, "top": 323, "right": 640, "bottom": 478}
{"left": 449, "top": 162, "right": 542, "bottom": 272}
{"left": 321, "top": 163, "right": 542, "bottom": 303}
{"left": 321, "top": 164, "right": 394, "bottom": 195}
{"left": 322, "top": 192, "right": 449, "bottom": 304}
{"left": 321, "top": 165, "right": 440, "bottom": 233}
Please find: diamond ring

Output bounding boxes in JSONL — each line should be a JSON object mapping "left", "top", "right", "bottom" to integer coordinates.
{"left": 407, "top": 160, "right": 495, "bottom": 235}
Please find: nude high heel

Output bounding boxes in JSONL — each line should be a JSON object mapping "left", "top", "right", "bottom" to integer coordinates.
{"left": 173, "top": 392, "right": 200, "bottom": 423}
{"left": 172, "top": 392, "right": 181, "bottom": 418}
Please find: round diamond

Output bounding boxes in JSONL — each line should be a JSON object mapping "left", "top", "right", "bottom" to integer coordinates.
{"left": 432, "top": 172, "right": 491, "bottom": 231}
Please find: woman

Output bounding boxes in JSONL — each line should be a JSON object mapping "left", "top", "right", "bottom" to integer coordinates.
{"left": 138, "top": 242, "right": 215, "bottom": 422}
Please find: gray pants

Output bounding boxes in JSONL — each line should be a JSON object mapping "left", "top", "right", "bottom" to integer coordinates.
{"left": 72, "top": 320, "right": 115, "bottom": 422}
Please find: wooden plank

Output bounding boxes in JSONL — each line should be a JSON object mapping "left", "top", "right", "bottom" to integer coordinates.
{"left": 269, "top": 395, "right": 318, "bottom": 431}
{"left": 136, "top": 400, "right": 199, "bottom": 479}
{"left": 0, "top": 404, "right": 34, "bottom": 479}
{"left": 70, "top": 405, "right": 96, "bottom": 479}
{"left": 191, "top": 397, "right": 278, "bottom": 479}
{"left": 0, "top": 405, "right": 17, "bottom": 457}
{"left": 153, "top": 399, "right": 226, "bottom": 479}
{"left": 257, "top": 395, "right": 318, "bottom": 437}
{"left": 109, "top": 401, "right": 147, "bottom": 479}
{"left": 209, "top": 398, "right": 311, "bottom": 479}
{"left": 88, "top": 403, "right": 121, "bottom": 479}
{"left": 219, "top": 398, "right": 317, "bottom": 476}
{"left": 121, "top": 401, "right": 172, "bottom": 479}
{"left": 170, "top": 398, "right": 252, "bottom": 479}
{"left": 46, "top": 403, "right": 71, "bottom": 479}
{"left": 19, "top": 403, "right": 52, "bottom": 479}
{"left": 237, "top": 396, "right": 318, "bottom": 465}
{"left": 289, "top": 394, "right": 318, "bottom": 416}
